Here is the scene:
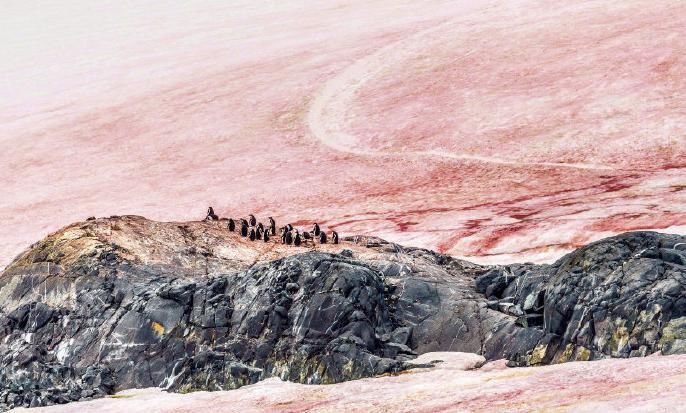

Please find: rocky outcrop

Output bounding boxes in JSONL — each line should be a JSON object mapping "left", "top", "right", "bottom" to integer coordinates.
{"left": 1, "top": 216, "right": 685, "bottom": 410}
{"left": 486, "top": 232, "right": 686, "bottom": 365}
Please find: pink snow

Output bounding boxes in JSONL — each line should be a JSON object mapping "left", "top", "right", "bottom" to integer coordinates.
{"left": 1, "top": 0, "right": 686, "bottom": 269}
{"left": 13, "top": 352, "right": 686, "bottom": 413}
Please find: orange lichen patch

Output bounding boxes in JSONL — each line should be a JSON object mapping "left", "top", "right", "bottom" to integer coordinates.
{"left": 150, "top": 321, "right": 165, "bottom": 336}
{"left": 6, "top": 226, "right": 105, "bottom": 272}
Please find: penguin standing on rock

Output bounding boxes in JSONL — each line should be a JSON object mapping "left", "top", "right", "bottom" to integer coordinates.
{"left": 249, "top": 228, "right": 256, "bottom": 241}
{"left": 256, "top": 226, "right": 264, "bottom": 240}
{"left": 318, "top": 231, "right": 327, "bottom": 244}
{"left": 241, "top": 221, "right": 249, "bottom": 237}
{"left": 268, "top": 217, "right": 276, "bottom": 235}
{"left": 248, "top": 214, "right": 257, "bottom": 227}
{"left": 285, "top": 230, "right": 293, "bottom": 245}
{"left": 263, "top": 229, "right": 270, "bottom": 242}
{"left": 294, "top": 230, "right": 302, "bottom": 246}
{"left": 302, "top": 231, "right": 312, "bottom": 240}
{"left": 280, "top": 227, "right": 287, "bottom": 244}
{"left": 331, "top": 231, "right": 339, "bottom": 244}
{"left": 312, "top": 223, "right": 321, "bottom": 237}
{"left": 228, "top": 219, "right": 236, "bottom": 232}
{"left": 206, "top": 207, "right": 219, "bottom": 221}
{"left": 257, "top": 222, "right": 264, "bottom": 234}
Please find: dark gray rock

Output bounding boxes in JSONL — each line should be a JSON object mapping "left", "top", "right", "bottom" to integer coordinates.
{"left": 1, "top": 221, "right": 686, "bottom": 411}
{"left": 493, "top": 232, "right": 686, "bottom": 365}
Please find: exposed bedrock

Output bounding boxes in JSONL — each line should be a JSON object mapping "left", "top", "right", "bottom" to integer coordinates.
{"left": 1, "top": 216, "right": 685, "bottom": 410}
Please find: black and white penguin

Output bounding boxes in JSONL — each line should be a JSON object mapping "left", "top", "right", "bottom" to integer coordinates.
{"left": 206, "top": 207, "right": 219, "bottom": 221}
{"left": 227, "top": 218, "right": 236, "bottom": 232}
{"left": 241, "top": 221, "right": 249, "bottom": 237}
{"left": 268, "top": 217, "right": 276, "bottom": 235}
{"left": 249, "top": 228, "right": 256, "bottom": 241}
{"left": 263, "top": 230, "right": 270, "bottom": 242}
{"left": 318, "top": 231, "right": 327, "bottom": 244}
{"left": 331, "top": 231, "right": 339, "bottom": 244}
{"left": 294, "top": 230, "right": 302, "bottom": 246}
{"left": 248, "top": 214, "right": 257, "bottom": 227}
{"left": 312, "top": 223, "right": 321, "bottom": 236}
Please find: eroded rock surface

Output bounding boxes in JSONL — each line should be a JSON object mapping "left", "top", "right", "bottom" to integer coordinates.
{"left": 1, "top": 216, "right": 685, "bottom": 410}
{"left": 476, "top": 232, "right": 686, "bottom": 366}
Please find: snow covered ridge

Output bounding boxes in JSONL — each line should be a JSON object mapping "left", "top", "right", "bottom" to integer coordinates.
{"left": 1, "top": 216, "right": 686, "bottom": 410}
{"left": 2, "top": 0, "right": 686, "bottom": 272}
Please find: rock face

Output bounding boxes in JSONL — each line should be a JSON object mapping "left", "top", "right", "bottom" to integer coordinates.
{"left": 1, "top": 216, "right": 685, "bottom": 410}
{"left": 495, "top": 232, "right": 686, "bottom": 365}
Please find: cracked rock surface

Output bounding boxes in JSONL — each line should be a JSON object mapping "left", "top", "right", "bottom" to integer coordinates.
{"left": 1, "top": 216, "right": 685, "bottom": 410}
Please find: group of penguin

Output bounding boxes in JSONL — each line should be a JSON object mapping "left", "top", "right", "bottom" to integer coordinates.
{"left": 205, "top": 207, "right": 339, "bottom": 246}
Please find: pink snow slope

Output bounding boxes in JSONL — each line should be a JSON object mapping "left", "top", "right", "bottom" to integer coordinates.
{"left": 13, "top": 352, "right": 686, "bottom": 413}
{"left": 1, "top": 0, "right": 685, "bottom": 269}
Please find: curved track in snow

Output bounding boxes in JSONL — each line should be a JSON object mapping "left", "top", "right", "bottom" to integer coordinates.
{"left": 307, "top": 19, "right": 614, "bottom": 171}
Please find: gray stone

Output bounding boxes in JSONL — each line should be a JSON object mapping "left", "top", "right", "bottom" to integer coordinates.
{"left": 1, "top": 218, "right": 686, "bottom": 411}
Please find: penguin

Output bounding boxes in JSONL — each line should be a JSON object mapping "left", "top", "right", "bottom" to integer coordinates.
{"left": 257, "top": 222, "right": 264, "bottom": 233}
{"left": 285, "top": 223, "right": 293, "bottom": 232}
{"left": 248, "top": 214, "right": 257, "bottom": 227}
{"left": 256, "top": 226, "right": 264, "bottom": 240}
{"left": 268, "top": 217, "right": 276, "bottom": 235}
{"left": 206, "top": 207, "right": 219, "bottom": 221}
{"left": 294, "top": 230, "right": 302, "bottom": 246}
{"left": 228, "top": 218, "right": 236, "bottom": 232}
{"left": 318, "top": 231, "right": 327, "bottom": 244}
{"left": 331, "top": 231, "right": 339, "bottom": 244}
{"left": 249, "top": 228, "right": 256, "bottom": 241}
{"left": 241, "top": 221, "right": 249, "bottom": 237}
{"left": 280, "top": 227, "right": 287, "bottom": 244}
{"left": 302, "top": 231, "right": 312, "bottom": 240}
{"left": 263, "top": 230, "right": 270, "bottom": 242}
{"left": 285, "top": 231, "right": 293, "bottom": 245}
{"left": 312, "top": 223, "right": 321, "bottom": 236}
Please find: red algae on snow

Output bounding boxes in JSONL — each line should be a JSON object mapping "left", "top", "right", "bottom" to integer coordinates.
{"left": 13, "top": 352, "right": 686, "bottom": 413}
{"left": 1, "top": 0, "right": 686, "bottom": 269}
